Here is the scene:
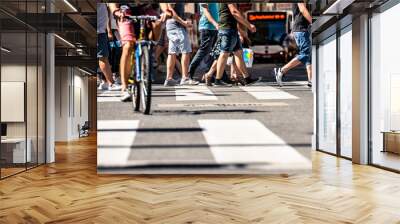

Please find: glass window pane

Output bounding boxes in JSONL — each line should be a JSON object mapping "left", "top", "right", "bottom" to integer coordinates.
{"left": 1, "top": 28, "right": 27, "bottom": 177}
{"left": 317, "top": 35, "right": 337, "bottom": 154}
{"left": 371, "top": 3, "right": 400, "bottom": 171}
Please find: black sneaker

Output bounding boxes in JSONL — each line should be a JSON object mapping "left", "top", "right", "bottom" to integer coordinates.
{"left": 245, "top": 76, "right": 262, "bottom": 86}
{"left": 214, "top": 79, "right": 232, "bottom": 87}
{"left": 307, "top": 81, "right": 312, "bottom": 88}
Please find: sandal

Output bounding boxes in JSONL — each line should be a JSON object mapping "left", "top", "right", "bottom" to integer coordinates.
{"left": 236, "top": 75, "right": 247, "bottom": 86}
{"left": 230, "top": 76, "right": 239, "bottom": 86}
{"left": 205, "top": 73, "right": 213, "bottom": 86}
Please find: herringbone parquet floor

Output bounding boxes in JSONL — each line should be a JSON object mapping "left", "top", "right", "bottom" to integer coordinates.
{"left": 1, "top": 135, "right": 399, "bottom": 224}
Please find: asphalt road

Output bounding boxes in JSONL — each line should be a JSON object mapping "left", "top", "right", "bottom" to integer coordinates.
{"left": 97, "top": 63, "right": 313, "bottom": 174}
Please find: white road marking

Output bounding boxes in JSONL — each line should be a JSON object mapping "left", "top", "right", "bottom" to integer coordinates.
{"left": 97, "top": 120, "right": 139, "bottom": 167}
{"left": 175, "top": 86, "right": 217, "bottom": 101}
{"left": 157, "top": 102, "right": 288, "bottom": 108}
{"left": 198, "top": 119, "right": 310, "bottom": 167}
{"left": 97, "top": 97, "right": 121, "bottom": 102}
{"left": 240, "top": 86, "right": 298, "bottom": 100}
{"left": 97, "top": 91, "right": 123, "bottom": 102}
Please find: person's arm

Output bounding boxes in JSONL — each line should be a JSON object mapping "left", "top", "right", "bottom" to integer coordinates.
{"left": 297, "top": 3, "right": 312, "bottom": 24}
{"left": 227, "top": 4, "right": 255, "bottom": 33}
{"left": 200, "top": 4, "right": 219, "bottom": 30}
{"left": 106, "top": 5, "right": 113, "bottom": 40}
{"left": 238, "top": 24, "right": 251, "bottom": 45}
{"left": 165, "top": 4, "right": 192, "bottom": 28}
{"left": 108, "top": 3, "right": 119, "bottom": 18}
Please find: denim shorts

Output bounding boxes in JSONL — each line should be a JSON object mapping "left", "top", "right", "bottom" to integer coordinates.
{"left": 97, "top": 33, "right": 109, "bottom": 58}
{"left": 166, "top": 20, "right": 192, "bottom": 54}
{"left": 218, "top": 29, "right": 242, "bottom": 53}
{"left": 293, "top": 31, "right": 311, "bottom": 66}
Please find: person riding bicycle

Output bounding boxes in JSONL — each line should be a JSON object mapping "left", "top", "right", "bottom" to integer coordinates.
{"left": 110, "top": 3, "right": 160, "bottom": 102}
{"left": 109, "top": 3, "right": 136, "bottom": 102}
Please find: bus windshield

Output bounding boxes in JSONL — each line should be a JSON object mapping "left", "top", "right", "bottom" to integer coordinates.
{"left": 247, "top": 12, "right": 288, "bottom": 46}
{"left": 250, "top": 20, "right": 286, "bottom": 46}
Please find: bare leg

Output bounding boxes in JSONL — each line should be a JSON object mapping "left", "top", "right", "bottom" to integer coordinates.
{"left": 155, "top": 44, "right": 167, "bottom": 64}
{"left": 205, "top": 60, "right": 217, "bottom": 77}
{"left": 306, "top": 64, "right": 312, "bottom": 81}
{"left": 166, "top": 54, "right": 176, "bottom": 80}
{"left": 231, "top": 58, "right": 241, "bottom": 80}
{"left": 233, "top": 50, "right": 250, "bottom": 78}
{"left": 281, "top": 58, "right": 301, "bottom": 75}
{"left": 216, "top": 52, "right": 230, "bottom": 79}
{"left": 175, "top": 56, "right": 182, "bottom": 75}
{"left": 181, "top": 53, "right": 190, "bottom": 79}
{"left": 230, "top": 63, "right": 237, "bottom": 79}
{"left": 98, "top": 57, "right": 113, "bottom": 85}
{"left": 120, "top": 41, "right": 134, "bottom": 91}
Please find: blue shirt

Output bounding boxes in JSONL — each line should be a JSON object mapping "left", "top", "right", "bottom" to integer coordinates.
{"left": 199, "top": 3, "right": 219, "bottom": 30}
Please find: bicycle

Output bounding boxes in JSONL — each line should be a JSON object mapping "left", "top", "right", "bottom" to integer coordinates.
{"left": 127, "top": 15, "right": 158, "bottom": 115}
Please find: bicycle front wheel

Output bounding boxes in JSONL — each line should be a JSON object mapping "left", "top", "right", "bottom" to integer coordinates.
{"left": 140, "top": 45, "right": 152, "bottom": 115}
{"left": 131, "top": 81, "right": 141, "bottom": 112}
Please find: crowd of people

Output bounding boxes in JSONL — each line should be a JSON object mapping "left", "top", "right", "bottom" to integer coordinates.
{"left": 97, "top": 2, "right": 312, "bottom": 102}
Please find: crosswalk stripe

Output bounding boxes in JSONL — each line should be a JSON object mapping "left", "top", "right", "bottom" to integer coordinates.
{"left": 240, "top": 86, "right": 298, "bottom": 100}
{"left": 97, "top": 97, "right": 121, "bottom": 102}
{"left": 97, "top": 120, "right": 139, "bottom": 167}
{"left": 175, "top": 86, "right": 217, "bottom": 101}
{"left": 97, "top": 91, "right": 122, "bottom": 102}
{"left": 198, "top": 119, "right": 310, "bottom": 168}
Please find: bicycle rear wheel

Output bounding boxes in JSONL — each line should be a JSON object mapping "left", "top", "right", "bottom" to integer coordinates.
{"left": 140, "top": 45, "right": 152, "bottom": 115}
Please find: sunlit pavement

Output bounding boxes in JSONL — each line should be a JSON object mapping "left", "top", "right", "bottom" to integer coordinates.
{"left": 97, "top": 63, "right": 313, "bottom": 174}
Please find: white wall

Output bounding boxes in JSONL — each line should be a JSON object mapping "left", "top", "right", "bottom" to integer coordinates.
{"left": 54, "top": 66, "right": 89, "bottom": 141}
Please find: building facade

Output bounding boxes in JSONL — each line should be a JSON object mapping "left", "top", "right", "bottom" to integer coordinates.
{"left": 311, "top": 0, "right": 400, "bottom": 172}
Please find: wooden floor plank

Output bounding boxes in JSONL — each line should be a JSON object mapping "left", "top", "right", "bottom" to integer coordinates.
{"left": 0, "top": 134, "right": 399, "bottom": 224}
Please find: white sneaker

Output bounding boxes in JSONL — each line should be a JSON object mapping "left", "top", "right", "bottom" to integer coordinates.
{"left": 120, "top": 90, "right": 132, "bottom": 102}
{"left": 180, "top": 78, "right": 199, "bottom": 86}
{"left": 98, "top": 82, "right": 108, "bottom": 91}
{"left": 164, "top": 79, "right": 177, "bottom": 87}
{"left": 274, "top": 68, "right": 283, "bottom": 87}
{"left": 108, "top": 83, "right": 122, "bottom": 91}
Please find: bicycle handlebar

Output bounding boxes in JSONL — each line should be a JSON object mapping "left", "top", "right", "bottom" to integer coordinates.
{"left": 125, "top": 15, "right": 159, "bottom": 21}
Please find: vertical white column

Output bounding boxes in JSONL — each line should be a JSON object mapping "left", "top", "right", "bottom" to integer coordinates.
{"left": 352, "top": 14, "right": 369, "bottom": 164}
{"left": 45, "top": 0, "right": 55, "bottom": 163}
{"left": 312, "top": 45, "right": 317, "bottom": 151}
{"left": 46, "top": 33, "right": 55, "bottom": 163}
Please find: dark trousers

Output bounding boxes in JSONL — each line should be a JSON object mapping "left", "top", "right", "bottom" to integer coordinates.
{"left": 188, "top": 29, "right": 218, "bottom": 79}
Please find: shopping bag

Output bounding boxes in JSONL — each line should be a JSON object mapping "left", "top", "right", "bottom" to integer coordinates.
{"left": 225, "top": 48, "right": 254, "bottom": 68}
{"left": 242, "top": 48, "right": 254, "bottom": 68}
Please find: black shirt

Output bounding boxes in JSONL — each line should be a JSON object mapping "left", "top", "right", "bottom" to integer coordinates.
{"left": 292, "top": 3, "right": 311, "bottom": 32}
{"left": 219, "top": 3, "right": 237, "bottom": 30}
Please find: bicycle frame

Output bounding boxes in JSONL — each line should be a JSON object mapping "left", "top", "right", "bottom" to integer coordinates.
{"left": 133, "top": 17, "right": 156, "bottom": 82}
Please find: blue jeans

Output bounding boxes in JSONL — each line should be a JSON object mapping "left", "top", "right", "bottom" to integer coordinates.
{"left": 218, "top": 29, "right": 242, "bottom": 53}
{"left": 188, "top": 29, "right": 218, "bottom": 79}
{"left": 293, "top": 31, "right": 311, "bottom": 66}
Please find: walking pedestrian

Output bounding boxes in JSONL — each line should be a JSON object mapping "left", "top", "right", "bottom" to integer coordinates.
{"left": 274, "top": 1, "right": 312, "bottom": 87}
{"left": 161, "top": 3, "right": 198, "bottom": 86}
{"left": 188, "top": 3, "right": 220, "bottom": 82}
{"left": 97, "top": 3, "right": 121, "bottom": 91}
{"left": 214, "top": 3, "right": 260, "bottom": 87}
